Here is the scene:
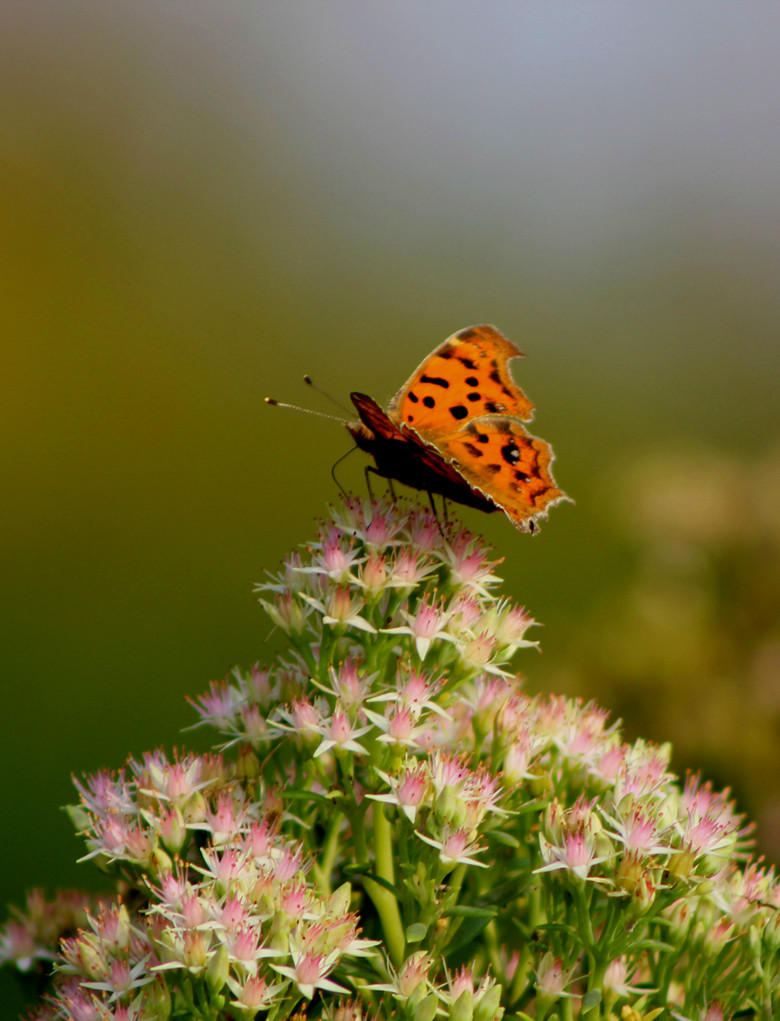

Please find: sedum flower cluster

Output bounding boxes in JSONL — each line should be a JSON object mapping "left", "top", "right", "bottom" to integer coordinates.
{"left": 2, "top": 498, "right": 779, "bottom": 1021}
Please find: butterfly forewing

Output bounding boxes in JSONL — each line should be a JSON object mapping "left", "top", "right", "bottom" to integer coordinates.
{"left": 388, "top": 324, "right": 536, "bottom": 435}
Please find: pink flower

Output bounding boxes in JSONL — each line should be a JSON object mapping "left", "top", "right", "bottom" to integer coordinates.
{"left": 297, "top": 534, "right": 362, "bottom": 584}
{"left": 227, "top": 973, "right": 284, "bottom": 1012}
{"left": 369, "top": 761, "right": 431, "bottom": 823}
{"left": 537, "top": 796, "right": 611, "bottom": 881}
{"left": 314, "top": 704, "right": 372, "bottom": 758}
{"left": 389, "top": 548, "right": 434, "bottom": 588}
{"left": 535, "top": 952, "right": 576, "bottom": 1002}
{"left": 404, "top": 512, "right": 442, "bottom": 553}
{"left": 383, "top": 598, "right": 453, "bottom": 660}
{"left": 607, "top": 802, "right": 674, "bottom": 858}
{"left": 416, "top": 826, "right": 487, "bottom": 868}
{"left": 300, "top": 588, "right": 377, "bottom": 634}
{"left": 272, "top": 939, "right": 346, "bottom": 999}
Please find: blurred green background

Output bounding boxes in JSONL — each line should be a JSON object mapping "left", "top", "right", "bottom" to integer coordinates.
{"left": 3, "top": 2, "right": 780, "bottom": 1010}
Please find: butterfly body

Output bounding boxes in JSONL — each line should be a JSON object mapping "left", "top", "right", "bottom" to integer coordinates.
{"left": 347, "top": 325, "right": 569, "bottom": 532}
{"left": 348, "top": 393, "right": 498, "bottom": 513}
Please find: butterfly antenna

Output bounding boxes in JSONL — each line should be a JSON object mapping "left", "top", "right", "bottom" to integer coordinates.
{"left": 303, "top": 375, "right": 352, "bottom": 414}
{"left": 330, "top": 445, "right": 358, "bottom": 497}
{"left": 264, "top": 397, "right": 345, "bottom": 424}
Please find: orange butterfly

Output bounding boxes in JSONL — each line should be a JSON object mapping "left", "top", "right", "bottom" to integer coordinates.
{"left": 347, "top": 325, "right": 569, "bottom": 533}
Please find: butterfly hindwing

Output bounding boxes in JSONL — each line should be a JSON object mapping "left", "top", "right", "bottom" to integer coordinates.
{"left": 435, "top": 416, "right": 567, "bottom": 531}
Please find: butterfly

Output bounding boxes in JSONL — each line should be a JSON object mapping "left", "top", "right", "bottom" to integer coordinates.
{"left": 346, "top": 325, "right": 569, "bottom": 533}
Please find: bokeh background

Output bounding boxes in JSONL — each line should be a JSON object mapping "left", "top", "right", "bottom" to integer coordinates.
{"left": 3, "top": 2, "right": 780, "bottom": 1010}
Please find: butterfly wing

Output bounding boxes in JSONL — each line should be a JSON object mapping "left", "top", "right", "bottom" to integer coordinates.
{"left": 433, "top": 416, "right": 569, "bottom": 530}
{"left": 386, "top": 324, "right": 568, "bottom": 531}
{"left": 387, "top": 324, "right": 536, "bottom": 434}
{"left": 349, "top": 325, "right": 569, "bottom": 531}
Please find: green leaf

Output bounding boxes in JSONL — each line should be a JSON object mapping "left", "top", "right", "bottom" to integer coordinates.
{"left": 278, "top": 788, "right": 332, "bottom": 806}
{"left": 581, "top": 989, "right": 601, "bottom": 1010}
{"left": 487, "top": 830, "right": 521, "bottom": 848}
{"left": 444, "top": 905, "right": 498, "bottom": 919}
{"left": 632, "top": 938, "right": 674, "bottom": 953}
{"left": 443, "top": 914, "right": 495, "bottom": 956}
{"left": 405, "top": 922, "right": 428, "bottom": 943}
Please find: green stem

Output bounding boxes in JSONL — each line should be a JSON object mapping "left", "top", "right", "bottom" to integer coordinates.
{"left": 507, "top": 884, "right": 544, "bottom": 1006}
{"left": 573, "top": 884, "right": 605, "bottom": 1021}
{"left": 355, "top": 802, "right": 405, "bottom": 968}
{"left": 311, "top": 812, "right": 343, "bottom": 897}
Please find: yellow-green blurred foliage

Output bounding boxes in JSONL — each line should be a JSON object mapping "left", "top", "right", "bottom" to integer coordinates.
{"left": 3, "top": 3, "right": 780, "bottom": 1012}
{"left": 545, "top": 447, "right": 780, "bottom": 859}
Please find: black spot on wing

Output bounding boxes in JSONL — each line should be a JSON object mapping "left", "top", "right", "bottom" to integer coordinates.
{"left": 501, "top": 441, "right": 520, "bottom": 466}
{"left": 420, "top": 374, "right": 450, "bottom": 388}
{"left": 449, "top": 405, "right": 468, "bottom": 421}
{"left": 423, "top": 396, "right": 435, "bottom": 408}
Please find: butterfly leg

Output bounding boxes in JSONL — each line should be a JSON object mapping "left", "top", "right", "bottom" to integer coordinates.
{"left": 426, "top": 492, "right": 447, "bottom": 536}
{"left": 364, "top": 465, "right": 399, "bottom": 504}
{"left": 364, "top": 465, "right": 381, "bottom": 501}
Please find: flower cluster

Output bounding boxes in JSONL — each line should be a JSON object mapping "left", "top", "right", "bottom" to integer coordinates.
{"left": 2, "top": 498, "right": 779, "bottom": 1021}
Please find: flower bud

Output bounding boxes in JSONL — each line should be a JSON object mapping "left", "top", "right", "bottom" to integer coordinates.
{"left": 152, "top": 846, "right": 174, "bottom": 875}
{"left": 629, "top": 872, "right": 657, "bottom": 916}
{"left": 206, "top": 943, "right": 229, "bottom": 995}
{"left": 182, "top": 929, "right": 209, "bottom": 971}
{"left": 763, "top": 906, "right": 780, "bottom": 951}
{"left": 664, "top": 898, "right": 692, "bottom": 943}
{"left": 328, "top": 883, "right": 353, "bottom": 916}
{"left": 615, "top": 854, "right": 644, "bottom": 894}
{"left": 65, "top": 804, "right": 92, "bottom": 833}
{"left": 665, "top": 846, "right": 695, "bottom": 884}
{"left": 451, "top": 990, "right": 474, "bottom": 1021}
{"left": 158, "top": 808, "right": 187, "bottom": 855}
{"left": 474, "top": 983, "right": 503, "bottom": 1021}
{"left": 412, "top": 992, "right": 439, "bottom": 1021}
{"left": 236, "top": 745, "right": 260, "bottom": 780}
{"left": 434, "top": 786, "right": 460, "bottom": 827}
{"left": 147, "top": 976, "right": 172, "bottom": 1020}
